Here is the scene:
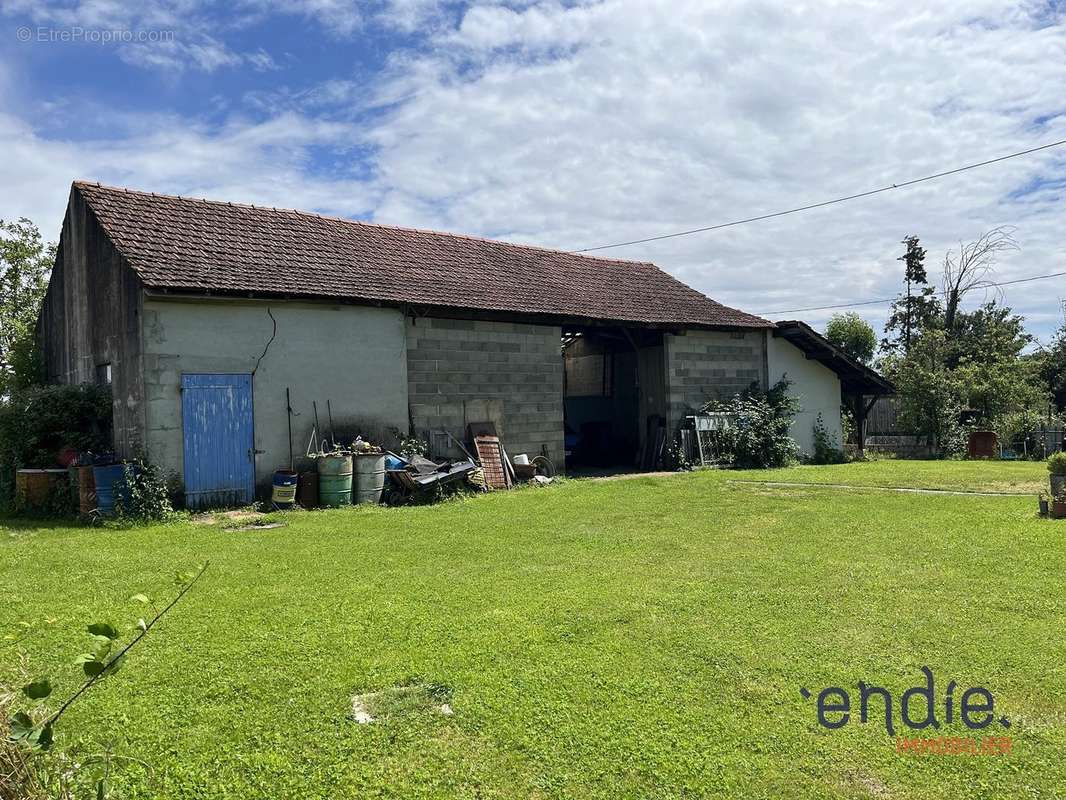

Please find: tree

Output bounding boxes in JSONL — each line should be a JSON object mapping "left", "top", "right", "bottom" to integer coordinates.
{"left": 0, "top": 218, "right": 55, "bottom": 394}
{"left": 1037, "top": 315, "right": 1066, "bottom": 412}
{"left": 881, "top": 331, "right": 966, "bottom": 456}
{"left": 825, "top": 313, "right": 876, "bottom": 364}
{"left": 946, "top": 302, "right": 1045, "bottom": 422}
{"left": 942, "top": 227, "right": 1018, "bottom": 332}
{"left": 881, "top": 235, "right": 941, "bottom": 355}
{"left": 946, "top": 301, "right": 1033, "bottom": 368}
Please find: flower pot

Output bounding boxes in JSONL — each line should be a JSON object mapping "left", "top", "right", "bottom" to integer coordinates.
{"left": 1039, "top": 495, "right": 1049, "bottom": 517}
{"left": 1052, "top": 499, "right": 1066, "bottom": 520}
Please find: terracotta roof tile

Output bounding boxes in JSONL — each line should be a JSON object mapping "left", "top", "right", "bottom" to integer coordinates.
{"left": 73, "top": 181, "right": 770, "bottom": 328}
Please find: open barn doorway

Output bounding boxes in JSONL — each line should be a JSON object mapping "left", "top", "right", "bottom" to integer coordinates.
{"left": 562, "top": 326, "right": 667, "bottom": 474}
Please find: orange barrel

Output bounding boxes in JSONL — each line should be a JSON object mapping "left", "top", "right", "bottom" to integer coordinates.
{"left": 78, "top": 465, "right": 96, "bottom": 514}
{"left": 15, "top": 469, "right": 69, "bottom": 510}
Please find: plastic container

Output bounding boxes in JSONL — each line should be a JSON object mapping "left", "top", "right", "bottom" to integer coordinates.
{"left": 271, "top": 469, "right": 298, "bottom": 508}
{"left": 93, "top": 463, "right": 134, "bottom": 514}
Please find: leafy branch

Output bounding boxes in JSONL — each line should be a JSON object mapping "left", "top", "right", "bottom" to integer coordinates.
{"left": 10, "top": 563, "right": 209, "bottom": 750}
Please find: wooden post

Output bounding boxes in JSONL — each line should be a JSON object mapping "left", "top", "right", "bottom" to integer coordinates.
{"left": 854, "top": 394, "right": 878, "bottom": 458}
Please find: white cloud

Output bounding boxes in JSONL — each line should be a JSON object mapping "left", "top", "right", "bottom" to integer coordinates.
{"left": 0, "top": 0, "right": 264, "bottom": 72}
{"left": 235, "top": 0, "right": 365, "bottom": 37}
{"left": 381, "top": 0, "right": 455, "bottom": 33}
{"left": 359, "top": 0, "right": 1066, "bottom": 340}
{"left": 2, "top": 0, "right": 1065, "bottom": 342}
{"left": 0, "top": 110, "right": 379, "bottom": 233}
{"left": 2, "top": 0, "right": 299, "bottom": 71}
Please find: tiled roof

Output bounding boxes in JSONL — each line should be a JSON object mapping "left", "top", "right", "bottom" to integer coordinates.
{"left": 73, "top": 181, "right": 770, "bottom": 328}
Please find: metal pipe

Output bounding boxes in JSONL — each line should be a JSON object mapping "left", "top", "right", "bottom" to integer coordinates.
{"left": 313, "top": 401, "right": 322, "bottom": 455}
{"left": 286, "top": 387, "right": 294, "bottom": 469}
{"left": 327, "top": 399, "right": 336, "bottom": 448}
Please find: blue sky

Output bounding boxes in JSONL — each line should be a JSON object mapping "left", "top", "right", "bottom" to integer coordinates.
{"left": 1, "top": 0, "right": 1065, "bottom": 341}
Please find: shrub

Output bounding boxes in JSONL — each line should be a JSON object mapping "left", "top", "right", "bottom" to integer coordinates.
{"left": 119, "top": 461, "right": 176, "bottom": 522}
{"left": 395, "top": 434, "right": 429, "bottom": 461}
{"left": 810, "top": 413, "right": 847, "bottom": 465}
{"left": 1048, "top": 452, "right": 1066, "bottom": 476}
{"left": 703, "top": 378, "right": 800, "bottom": 469}
{"left": 0, "top": 384, "right": 112, "bottom": 512}
{"left": 667, "top": 439, "right": 694, "bottom": 471}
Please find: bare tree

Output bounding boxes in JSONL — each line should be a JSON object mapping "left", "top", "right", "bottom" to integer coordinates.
{"left": 941, "top": 226, "right": 1019, "bottom": 331}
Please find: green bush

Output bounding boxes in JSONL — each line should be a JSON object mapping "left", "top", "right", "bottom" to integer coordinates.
{"left": 395, "top": 433, "right": 429, "bottom": 461}
{"left": 703, "top": 378, "right": 800, "bottom": 469}
{"left": 810, "top": 413, "right": 846, "bottom": 465}
{"left": 1048, "top": 452, "right": 1066, "bottom": 476}
{"left": 0, "top": 384, "right": 112, "bottom": 512}
{"left": 119, "top": 461, "right": 176, "bottom": 522}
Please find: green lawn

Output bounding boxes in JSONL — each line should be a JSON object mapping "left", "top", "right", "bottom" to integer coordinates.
{"left": 728, "top": 457, "right": 1049, "bottom": 495}
{"left": 2, "top": 460, "right": 1063, "bottom": 799}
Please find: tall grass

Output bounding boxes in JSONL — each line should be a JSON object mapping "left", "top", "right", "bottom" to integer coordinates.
{"left": 0, "top": 663, "right": 46, "bottom": 800}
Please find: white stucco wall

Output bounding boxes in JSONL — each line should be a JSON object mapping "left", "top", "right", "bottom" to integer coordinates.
{"left": 766, "top": 333, "right": 843, "bottom": 457}
{"left": 141, "top": 299, "right": 409, "bottom": 494}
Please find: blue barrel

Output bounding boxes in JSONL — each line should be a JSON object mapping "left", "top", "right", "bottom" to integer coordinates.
{"left": 93, "top": 464, "right": 133, "bottom": 514}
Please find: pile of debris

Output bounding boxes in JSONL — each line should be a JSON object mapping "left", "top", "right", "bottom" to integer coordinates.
{"left": 382, "top": 423, "right": 555, "bottom": 505}
{"left": 274, "top": 399, "right": 556, "bottom": 508}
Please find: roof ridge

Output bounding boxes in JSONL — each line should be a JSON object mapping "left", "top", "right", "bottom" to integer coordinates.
{"left": 70, "top": 179, "right": 772, "bottom": 328}
{"left": 71, "top": 180, "right": 659, "bottom": 269}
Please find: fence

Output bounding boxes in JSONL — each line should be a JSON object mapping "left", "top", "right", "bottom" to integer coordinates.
{"left": 865, "top": 396, "right": 903, "bottom": 435}
{"left": 863, "top": 397, "right": 1065, "bottom": 458}
{"left": 1005, "top": 428, "right": 1065, "bottom": 459}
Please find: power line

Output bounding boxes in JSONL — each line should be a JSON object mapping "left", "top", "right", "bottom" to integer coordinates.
{"left": 574, "top": 138, "right": 1066, "bottom": 253}
{"left": 757, "top": 269, "right": 1066, "bottom": 316}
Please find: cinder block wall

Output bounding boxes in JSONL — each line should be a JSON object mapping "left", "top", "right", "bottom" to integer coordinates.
{"left": 663, "top": 329, "right": 766, "bottom": 429}
{"left": 406, "top": 317, "right": 564, "bottom": 465}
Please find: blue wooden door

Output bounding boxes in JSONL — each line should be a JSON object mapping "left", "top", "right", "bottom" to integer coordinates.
{"left": 181, "top": 374, "right": 255, "bottom": 509}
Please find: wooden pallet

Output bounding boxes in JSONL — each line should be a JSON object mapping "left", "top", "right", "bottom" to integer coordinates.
{"left": 474, "top": 435, "right": 511, "bottom": 490}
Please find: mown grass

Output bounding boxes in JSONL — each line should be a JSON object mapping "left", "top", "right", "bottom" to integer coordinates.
{"left": 1, "top": 461, "right": 1063, "bottom": 799}
{"left": 729, "top": 458, "right": 1049, "bottom": 495}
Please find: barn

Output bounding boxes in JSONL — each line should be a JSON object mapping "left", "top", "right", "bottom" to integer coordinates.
{"left": 37, "top": 181, "right": 890, "bottom": 506}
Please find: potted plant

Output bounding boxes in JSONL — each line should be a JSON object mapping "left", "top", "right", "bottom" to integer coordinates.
{"left": 1048, "top": 453, "right": 1066, "bottom": 500}
{"left": 1053, "top": 494, "right": 1066, "bottom": 520}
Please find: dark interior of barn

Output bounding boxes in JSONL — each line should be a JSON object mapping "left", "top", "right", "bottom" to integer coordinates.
{"left": 562, "top": 326, "right": 665, "bottom": 472}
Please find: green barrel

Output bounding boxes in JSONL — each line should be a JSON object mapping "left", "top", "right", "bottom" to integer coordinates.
{"left": 317, "top": 454, "right": 353, "bottom": 507}
{"left": 354, "top": 453, "right": 386, "bottom": 504}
